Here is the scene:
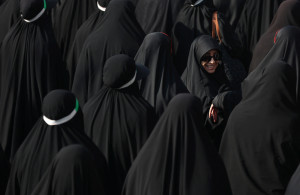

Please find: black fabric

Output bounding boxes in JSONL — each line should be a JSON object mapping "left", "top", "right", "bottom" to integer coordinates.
{"left": 0, "top": 146, "right": 10, "bottom": 195}
{"left": 5, "top": 90, "right": 113, "bottom": 195}
{"left": 285, "top": 163, "right": 300, "bottom": 195}
{"left": 134, "top": 32, "right": 189, "bottom": 116}
{"left": 0, "top": 0, "right": 20, "bottom": 44}
{"left": 66, "top": 4, "right": 107, "bottom": 89}
{"left": 0, "top": 7, "right": 63, "bottom": 162}
{"left": 182, "top": 35, "right": 231, "bottom": 116}
{"left": 51, "top": 0, "right": 97, "bottom": 72}
{"left": 72, "top": 0, "right": 145, "bottom": 107}
{"left": 134, "top": 0, "right": 185, "bottom": 35}
{"left": 31, "top": 145, "right": 110, "bottom": 195}
{"left": 83, "top": 55, "right": 156, "bottom": 194}
{"left": 213, "top": 0, "right": 246, "bottom": 30}
{"left": 181, "top": 35, "right": 241, "bottom": 148}
{"left": 249, "top": 0, "right": 300, "bottom": 73}
{"left": 235, "top": 0, "right": 284, "bottom": 71}
{"left": 172, "top": 0, "right": 240, "bottom": 75}
{"left": 242, "top": 26, "right": 300, "bottom": 100}
{"left": 220, "top": 60, "right": 300, "bottom": 195}
{"left": 122, "top": 94, "right": 232, "bottom": 195}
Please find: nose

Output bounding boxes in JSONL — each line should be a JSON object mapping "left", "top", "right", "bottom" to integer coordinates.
{"left": 209, "top": 57, "right": 215, "bottom": 63}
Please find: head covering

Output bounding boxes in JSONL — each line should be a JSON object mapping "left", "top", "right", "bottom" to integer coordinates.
{"left": 134, "top": 32, "right": 189, "bottom": 116}
{"left": 220, "top": 60, "right": 300, "bottom": 195}
{"left": 5, "top": 90, "right": 113, "bottom": 195}
{"left": 122, "top": 94, "right": 232, "bottom": 195}
{"left": 234, "top": 0, "right": 284, "bottom": 70}
{"left": 83, "top": 54, "right": 156, "bottom": 194}
{"left": 20, "top": 0, "right": 57, "bottom": 23}
{"left": 0, "top": 0, "right": 63, "bottom": 162}
{"left": 66, "top": 0, "right": 111, "bottom": 89}
{"left": 182, "top": 35, "right": 229, "bottom": 116}
{"left": 0, "top": 0, "right": 19, "bottom": 44}
{"left": 31, "top": 145, "right": 110, "bottom": 195}
{"left": 242, "top": 26, "right": 300, "bottom": 100}
{"left": 51, "top": 0, "right": 96, "bottom": 70}
{"left": 172, "top": 0, "right": 240, "bottom": 75}
{"left": 249, "top": 0, "right": 300, "bottom": 72}
{"left": 134, "top": 0, "right": 185, "bottom": 35}
{"left": 102, "top": 54, "right": 149, "bottom": 89}
{"left": 285, "top": 163, "right": 300, "bottom": 195}
{"left": 72, "top": 0, "right": 145, "bottom": 107}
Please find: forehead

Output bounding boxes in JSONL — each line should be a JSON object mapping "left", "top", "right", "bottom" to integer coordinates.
{"left": 204, "top": 49, "right": 219, "bottom": 55}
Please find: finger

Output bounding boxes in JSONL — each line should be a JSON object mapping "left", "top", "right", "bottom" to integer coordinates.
{"left": 209, "top": 104, "right": 213, "bottom": 118}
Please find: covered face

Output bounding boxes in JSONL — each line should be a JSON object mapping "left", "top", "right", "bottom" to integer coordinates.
{"left": 201, "top": 49, "right": 221, "bottom": 73}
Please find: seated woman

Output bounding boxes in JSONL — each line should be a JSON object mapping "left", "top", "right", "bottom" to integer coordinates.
{"left": 182, "top": 35, "right": 241, "bottom": 148}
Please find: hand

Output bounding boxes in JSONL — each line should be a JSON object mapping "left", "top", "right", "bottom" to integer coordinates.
{"left": 209, "top": 104, "right": 218, "bottom": 123}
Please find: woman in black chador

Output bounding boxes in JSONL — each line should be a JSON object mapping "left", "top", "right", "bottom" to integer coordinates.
{"left": 72, "top": 0, "right": 145, "bottom": 107}
{"left": 219, "top": 26, "right": 300, "bottom": 195}
{"left": 134, "top": 0, "right": 184, "bottom": 35}
{"left": 182, "top": 35, "right": 241, "bottom": 148}
{"left": 122, "top": 94, "right": 232, "bottom": 195}
{"left": 172, "top": 0, "right": 242, "bottom": 75}
{"left": 5, "top": 90, "right": 113, "bottom": 195}
{"left": 83, "top": 54, "right": 156, "bottom": 194}
{"left": 134, "top": 32, "right": 189, "bottom": 117}
{"left": 51, "top": 0, "right": 96, "bottom": 67}
{"left": 66, "top": 0, "right": 111, "bottom": 89}
{"left": 248, "top": 0, "right": 300, "bottom": 73}
{"left": 0, "top": 0, "right": 63, "bottom": 162}
{"left": 31, "top": 145, "right": 110, "bottom": 195}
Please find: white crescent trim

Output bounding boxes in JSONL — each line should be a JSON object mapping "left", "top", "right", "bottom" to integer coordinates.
{"left": 118, "top": 70, "right": 137, "bottom": 89}
{"left": 23, "top": 8, "right": 46, "bottom": 23}
{"left": 97, "top": 2, "right": 106, "bottom": 11}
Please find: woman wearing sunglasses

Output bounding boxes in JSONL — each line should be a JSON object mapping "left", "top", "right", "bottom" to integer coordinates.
{"left": 182, "top": 35, "right": 241, "bottom": 148}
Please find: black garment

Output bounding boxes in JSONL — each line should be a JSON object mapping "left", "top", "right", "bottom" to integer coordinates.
{"left": 66, "top": 0, "right": 110, "bottom": 89}
{"left": 83, "top": 54, "right": 156, "bottom": 194}
{"left": 51, "top": 0, "right": 96, "bottom": 67}
{"left": 135, "top": 32, "right": 189, "bottom": 116}
{"left": 172, "top": 0, "right": 240, "bottom": 75}
{"left": 0, "top": 0, "right": 19, "bottom": 44}
{"left": 72, "top": 0, "right": 145, "bottom": 107}
{"left": 31, "top": 145, "right": 110, "bottom": 195}
{"left": 122, "top": 94, "right": 232, "bottom": 195}
{"left": 242, "top": 26, "right": 300, "bottom": 100}
{"left": 220, "top": 26, "right": 300, "bottom": 194}
{"left": 285, "top": 163, "right": 300, "bottom": 195}
{"left": 134, "top": 0, "right": 185, "bottom": 35}
{"left": 0, "top": 0, "right": 63, "bottom": 162}
{"left": 5, "top": 90, "right": 113, "bottom": 195}
{"left": 235, "top": 0, "right": 283, "bottom": 70}
{"left": 220, "top": 60, "right": 300, "bottom": 195}
{"left": 213, "top": 0, "right": 246, "bottom": 30}
{"left": 181, "top": 35, "right": 240, "bottom": 147}
{"left": 249, "top": 0, "right": 300, "bottom": 73}
{"left": 0, "top": 146, "right": 9, "bottom": 195}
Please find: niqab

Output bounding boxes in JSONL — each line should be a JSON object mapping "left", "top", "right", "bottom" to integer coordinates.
{"left": 72, "top": 0, "right": 145, "bottom": 107}
{"left": 122, "top": 94, "right": 232, "bottom": 195}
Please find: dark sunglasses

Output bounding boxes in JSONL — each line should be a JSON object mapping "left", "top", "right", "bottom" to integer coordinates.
{"left": 201, "top": 53, "right": 221, "bottom": 62}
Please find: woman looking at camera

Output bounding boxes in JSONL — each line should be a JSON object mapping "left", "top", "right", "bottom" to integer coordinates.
{"left": 182, "top": 35, "right": 241, "bottom": 148}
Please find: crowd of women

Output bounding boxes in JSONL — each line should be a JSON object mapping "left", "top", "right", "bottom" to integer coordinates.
{"left": 0, "top": 0, "right": 300, "bottom": 194}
